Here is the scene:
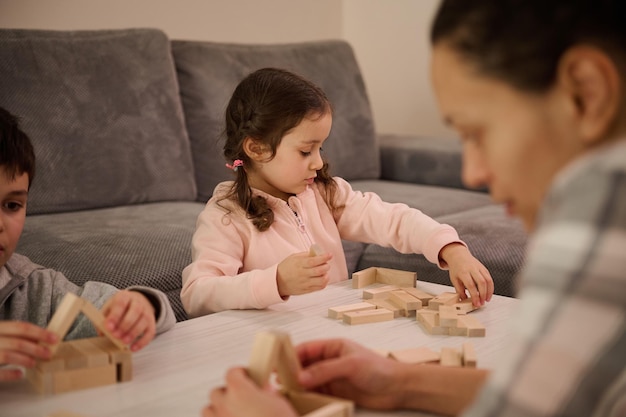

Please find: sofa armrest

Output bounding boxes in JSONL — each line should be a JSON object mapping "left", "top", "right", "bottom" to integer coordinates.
{"left": 379, "top": 133, "right": 483, "bottom": 192}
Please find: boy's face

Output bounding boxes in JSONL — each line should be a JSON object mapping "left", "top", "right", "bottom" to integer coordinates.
{"left": 0, "top": 168, "right": 29, "bottom": 268}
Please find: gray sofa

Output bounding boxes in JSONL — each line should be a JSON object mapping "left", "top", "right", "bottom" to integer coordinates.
{"left": 0, "top": 28, "right": 527, "bottom": 321}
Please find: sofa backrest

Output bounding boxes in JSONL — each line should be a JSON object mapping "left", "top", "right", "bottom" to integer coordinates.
{"left": 0, "top": 28, "right": 197, "bottom": 215}
{"left": 171, "top": 40, "right": 380, "bottom": 203}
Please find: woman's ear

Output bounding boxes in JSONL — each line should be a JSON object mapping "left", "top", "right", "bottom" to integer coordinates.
{"left": 243, "top": 137, "right": 268, "bottom": 161}
{"left": 558, "top": 45, "right": 622, "bottom": 144}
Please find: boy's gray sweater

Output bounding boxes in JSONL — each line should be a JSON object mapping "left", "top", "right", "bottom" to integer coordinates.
{"left": 0, "top": 253, "right": 176, "bottom": 340}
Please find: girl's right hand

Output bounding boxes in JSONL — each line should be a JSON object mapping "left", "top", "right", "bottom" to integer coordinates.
{"left": 276, "top": 252, "right": 333, "bottom": 296}
{"left": 0, "top": 321, "right": 58, "bottom": 381}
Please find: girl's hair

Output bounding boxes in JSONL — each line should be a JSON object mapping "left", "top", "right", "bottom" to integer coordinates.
{"left": 221, "top": 67, "right": 338, "bottom": 231}
{"left": 431, "top": 0, "right": 626, "bottom": 92}
{"left": 0, "top": 107, "right": 35, "bottom": 186}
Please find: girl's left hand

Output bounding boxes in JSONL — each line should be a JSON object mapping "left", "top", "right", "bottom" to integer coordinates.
{"left": 203, "top": 367, "right": 298, "bottom": 417}
{"left": 101, "top": 290, "right": 156, "bottom": 352}
{"left": 439, "top": 243, "right": 493, "bottom": 306}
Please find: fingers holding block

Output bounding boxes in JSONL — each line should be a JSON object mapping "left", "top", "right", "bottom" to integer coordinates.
{"left": 309, "top": 244, "right": 324, "bottom": 256}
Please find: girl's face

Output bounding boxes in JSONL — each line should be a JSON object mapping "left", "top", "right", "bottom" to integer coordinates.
{"left": 431, "top": 44, "right": 585, "bottom": 232}
{"left": 246, "top": 112, "right": 331, "bottom": 201}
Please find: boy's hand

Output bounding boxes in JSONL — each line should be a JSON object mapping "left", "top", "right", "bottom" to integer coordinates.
{"left": 101, "top": 290, "right": 156, "bottom": 352}
{"left": 439, "top": 243, "right": 494, "bottom": 306}
{"left": 0, "top": 321, "right": 58, "bottom": 381}
{"left": 276, "top": 252, "right": 333, "bottom": 297}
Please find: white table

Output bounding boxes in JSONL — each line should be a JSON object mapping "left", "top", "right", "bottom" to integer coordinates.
{"left": 0, "top": 280, "right": 518, "bottom": 417}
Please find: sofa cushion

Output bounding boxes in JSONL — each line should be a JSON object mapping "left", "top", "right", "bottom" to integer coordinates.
{"left": 16, "top": 202, "right": 205, "bottom": 322}
{"left": 171, "top": 40, "right": 379, "bottom": 202}
{"left": 0, "top": 29, "right": 196, "bottom": 214}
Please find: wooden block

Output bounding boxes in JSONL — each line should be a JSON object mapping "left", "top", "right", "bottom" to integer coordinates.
{"left": 309, "top": 244, "right": 324, "bottom": 256}
{"left": 351, "top": 267, "right": 377, "bottom": 289}
{"left": 343, "top": 309, "right": 394, "bottom": 325}
{"left": 46, "top": 293, "right": 84, "bottom": 354}
{"left": 462, "top": 342, "right": 477, "bottom": 367}
{"left": 388, "top": 290, "right": 422, "bottom": 311}
{"left": 364, "top": 299, "right": 405, "bottom": 318}
{"left": 440, "top": 347, "right": 463, "bottom": 367}
{"left": 401, "top": 287, "right": 435, "bottom": 305}
{"left": 84, "top": 336, "right": 132, "bottom": 380}
{"left": 51, "top": 364, "right": 117, "bottom": 394}
{"left": 275, "top": 332, "right": 303, "bottom": 391}
{"left": 457, "top": 315, "right": 486, "bottom": 337}
{"left": 448, "top": 326, "right": 469, "bottom": 337}
{"left": 286, "top": 390, "right": 354, "bottom": 417}
{"left": 428, "top": 292, "right": 459, "bottom": 310}
{"left": 362, "top": 285, "right": 399, "bottom": 300}
{"left": 248, "top": 331, "right": 281, "bottom": 386}
{"left": 438, "top": 305, "right": 458, "bottom": 327}
{"left": 389, "top": 347, "right": 440, "bottom": 364}
{"left": 374, "top": 268, "right": 416, "bottom": 288}
{"left": 453, "top": 298, "right": 480, "bottom": 314}
{"left": 69, "top": 338, "right": 111, "bottom": 368}
{"left": 79, "top": 301, "right": 128, "bottom": 350}
{"left": 55, "top": 342, "right": 90, "bottom": 370}
{"left": 328, "top": 302, "right": 376, "bottom": 319}
{"left": 26, "top": 367, "right": 54, "bottom": 394}
{"left": 416, "top": 311, "right": 447, "bottom": 335}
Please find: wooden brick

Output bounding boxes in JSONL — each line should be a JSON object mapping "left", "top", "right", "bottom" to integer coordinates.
{"left": 70, "top": 338, "right": 111, "bottom": 368}
{"left": 440, "top": 347, "right": 463, "bottom": 367}
{"left": 401, "top": 287, "right": 435, "bottom": 305}
{"left": 309, "top": 244, "right": 324, "bottom": 256}
{"left": 343, "top": 309, "right": 394, "bottom": 325}
{"left": 51, "top": 364, "right": 117, "bottom": 394}
{"left": 79, "top": 302, "right": 127, "bottom": 350}
{"left": 462, "top": 342, "right": 477, "bottom": 367}
{"left": 362, "top": 285, "right": 399, "bottom": 300}
{"left": 438, "top": 305, "right": 459, "bottom": 327}
{"left": 248, "top": 331, "right": 281, "bottom": 386}
{"left": 416, "top": 311, "right": 447, "bottom": 335}
{"left": 351, "top": 267, "right": 377, "bottom": 289}
{"left": 428, "top": 292, "right": 459, "bottom": 310}
{"left": 275, "top": 332, "right": 303, "bottom": 391}
{"left": 389, "top": 347, "right": 440, "bottom": 364}
{"left": 457, "top": 315, "right": 486, "bottom": 337}
{"left": 374, "top": 268, "right": 416, "bottom": 288}
{"left": 364, "top": 299, "right": 405, "bottom": 318}
{"left": 286, "top": 390, "right": 354, "bottom": 417}
{"left": 46, "top": 293, "right": 83, "bottom": 355}
{"left": 388, "top": 290, "right": 422, "bottom": 312}
{"left": 328, "top": 302, "right": 376, "bottom": 319}
{"left": 453, "top": 298, "right": 480, "bottom": 314}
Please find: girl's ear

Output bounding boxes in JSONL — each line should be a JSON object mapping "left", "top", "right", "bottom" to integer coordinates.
{"left": 557, "top": 45, "right": 622, "bottom": 145}
{"left": 243, "top": 137, "right": 268, "bottom": 161}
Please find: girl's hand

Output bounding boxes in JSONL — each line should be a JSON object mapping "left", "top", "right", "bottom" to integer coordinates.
{"left": 101, "top": 290, "right": 156, "bottom": 352}
{"left": 0, "top": 321, "right": 58, "bottom": 381}
{"left": 203, "top": 367, "right": 298, "bottom": 417}
{"left": 439, "top": 243, "right": 493, "bottom": 306}
{"left": 296, "top": 338, "right": 408, "bottom": 410}
{"left": 276, "top": 252, "right": 333, "bottom": 297}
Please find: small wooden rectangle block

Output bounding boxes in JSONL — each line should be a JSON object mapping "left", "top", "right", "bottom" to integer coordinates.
{"left": 374, "top": 268, "right": 416, "bottom": 288}
{"left": 79, "top": 302, "right": 127, "bottom": 350}
{"left": 343, "top": 309, "right": 394, "bottom": 325}
{"left": 362, "top": 285, "right": 399, "bottom": 300}
{"left": 248, "top": 331, "right": 282, "bottom": 386}
{"left": 416, "top": 311, "right": 447, "bottom": 335}
{"left": 328, "top": 302, "right": 376, "bottom": 319}
{"left": 364, "top": 299, "right": 405, "bottom": 318}
{"left": 46, "top": 293, "right": 84, "bottom": 355}
{"left": 462, "top": 342, "right": 477, "bottom": 367}
{"left": 428, "top": 292, "right": 459, "bottom": 310}
{"left": 438, "top": 305, "right": 459, "bottom": 327}
{"left": 401, "top": 287, "right": 435, "bottom": 304}
{"left": 389, "top": 290, "right": 422, "bottom": 311}
{"left": 351, "top": 267, "right": 377, "bottom": 289}
{"left": 51, "top": 364, "right": 117, "bottom": 394}
{"left": 389, "top": 347, "right": 440, "bottom": 364}
{"left": 309, "top": 244, "right": 324, "bottom": 256}
{"left": 454, "top": 298, "right": 480, "bottom": 314}
{"left": 440, "top": 347, "right": 463, "bottom": 367}
{"left": 457, "top": 315, "right": 486, "bottom": 337}
{"left": 286, "top": 390, "right": 354, "bottom": 417}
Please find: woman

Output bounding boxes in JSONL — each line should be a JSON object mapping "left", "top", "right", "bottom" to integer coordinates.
{"left": 203, "top": 1, "right": 626, "bottom": 416}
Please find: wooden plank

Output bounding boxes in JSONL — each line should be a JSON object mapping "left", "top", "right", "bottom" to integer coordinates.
{"left": 362, "top": 285, "right": 399, "bottom": 300}
{"left": 374, "top": 268, "right": 416, "bottom": 288}
{"left": 328, "top": 302, "right": 376, "bottom": 319}
{"left": 343, "top": 309, "right": 394, "bottom": 325}
{"left": 248, "top": 331, "right": 281, "bottom": 387}
{"left": 389, "top": 347, "right": 440, "bottom": 364}
{"left": 351, "top": 267, "right": 377, "bottom": 289}
{"left": 439, "top": 347, "right": 462, "bottom": 367}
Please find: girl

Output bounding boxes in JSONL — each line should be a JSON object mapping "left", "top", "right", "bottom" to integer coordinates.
{"left": 181, "top": 67, "right": 492, "bottom": 317}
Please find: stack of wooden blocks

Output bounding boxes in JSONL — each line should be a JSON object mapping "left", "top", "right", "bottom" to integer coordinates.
{"left": 248, "top": 331, "right": 354, "bottom": 417}
{"left": 327, "top": 267, "right": 486, "bottom": 337}
{"left": 26, "top": 293, "right": 132, "bottom": 395}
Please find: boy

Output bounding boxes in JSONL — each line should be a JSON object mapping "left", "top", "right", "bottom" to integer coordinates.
{"left": 0, "top": 107, "right": 175, "bottom": 381}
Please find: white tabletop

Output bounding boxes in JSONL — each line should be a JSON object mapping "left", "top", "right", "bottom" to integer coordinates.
{"left": 0, "top": 280, "right": 519, "bottom": 417}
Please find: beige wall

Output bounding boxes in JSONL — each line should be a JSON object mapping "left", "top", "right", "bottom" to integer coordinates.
{"left": 0, "top": 0, "right": 451, "bottom": 138}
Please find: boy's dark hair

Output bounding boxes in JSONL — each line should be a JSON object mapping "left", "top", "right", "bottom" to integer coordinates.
{"left": 0, "top": 107, "right": 35, "bottom": 186}
{"left": 431, "top": 0, "right": 626, "bottom": 92}
{"left": 222, "top": 67, "right": 338, "bottom": 231}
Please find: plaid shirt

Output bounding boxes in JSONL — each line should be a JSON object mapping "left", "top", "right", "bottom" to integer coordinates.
{"left": 465, "top": 140, "right": 626, "bottom": 417}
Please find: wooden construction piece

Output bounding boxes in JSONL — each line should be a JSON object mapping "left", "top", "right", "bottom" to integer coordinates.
{"left": 388, "top": 290, "right": 422, "bottom": 312}
{"left": 389, "top": 347, "right": 440, "bottom": 364}
{"left": 275, "top": 332, "right": 303, "bottom": 391}
{"left": 453, "top": 298, "right": 480, "bottom": 314}
{"left": 286, "top": 390, "right": 354, "bottom": 417}
{"left": 428, "top": 292, "right": 459, "bottom": 310}
{"left": 462, "top": 342, "right": 477, "bottom": 367}
{"left": 401, "top": 287, "right": 435, "bottom": 305}
{"left": 364, "top": 299, "right": 405, "bottom": 318}
{"left": 328, "top": 302, "right": 376, "bottom": 319}
{"left": 45, "top": 293, "right": 84, "bottom": 355}
{"left": 456, "top": 315, "right": 486, "bottom": 337}
{"left": 374, "top": 268, "right": 416, "bottom": 288}
{"left": 248, "top": 331, "right": 282, "bottom": 386}
{"left": 439, "top": 347, "right": 463, "bottom": 367}
{"left": 351, "top": 267, "right": 377, "bottom": 289}
{"left": 79, "top": 302, "right": 127, "bottom": 350}
{"left": 309, "top": 244, "right": 324, "bottom": 256}
{"left": 416, "top": 310, "right": 447, "bottom": 335}
{"left": 343, "top": 309, "right": 394, "bottom": 325}
{"left": 362, "top": 285, "right": 399, "bottom": 300}
{"left": 438, "top": 305, "right": 459, "bottom": 327}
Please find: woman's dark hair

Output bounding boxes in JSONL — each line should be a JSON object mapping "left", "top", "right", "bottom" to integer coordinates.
{"left": 221, "top": 67, "right": 337, "bottom": 231}
{"left": 0, "top": 107, "right": 35, "bottom": 186}
{"left": 431, "top": 0, "right": 626, "bottom": 92}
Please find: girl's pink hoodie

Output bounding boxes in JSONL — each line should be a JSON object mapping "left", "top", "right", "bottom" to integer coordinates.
{"left": 181, "top": 177, "right": 464, "bottom": 317}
